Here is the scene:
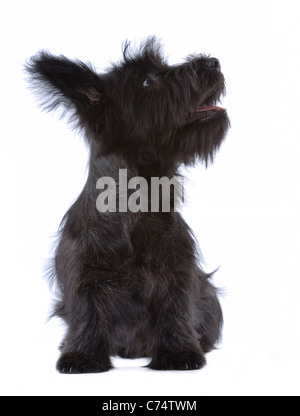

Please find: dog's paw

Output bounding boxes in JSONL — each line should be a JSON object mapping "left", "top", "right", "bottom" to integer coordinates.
{"left": 56, "top": 352, "right": 112, "bottom": 374}
{"left": 148, "top": 349, "right": 206, "bottom": 371}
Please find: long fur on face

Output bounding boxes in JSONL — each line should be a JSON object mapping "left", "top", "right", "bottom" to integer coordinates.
{"left": 26, "top": 37, "right": 229, "bottom": 373}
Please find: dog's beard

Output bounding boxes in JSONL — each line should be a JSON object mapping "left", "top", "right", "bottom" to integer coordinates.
{"left": 186, "top": 77, "right": 227, "bottom": 123}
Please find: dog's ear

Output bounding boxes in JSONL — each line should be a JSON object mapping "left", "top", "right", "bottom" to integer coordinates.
{"left": 25, "top": 51, "right": 103, "bottom": 117}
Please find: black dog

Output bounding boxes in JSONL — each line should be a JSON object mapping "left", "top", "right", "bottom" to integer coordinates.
{"left": 26, "top": 38, "right": 229, "bottom": 373}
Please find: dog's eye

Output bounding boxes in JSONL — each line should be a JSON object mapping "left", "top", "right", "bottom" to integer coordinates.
{"left": 143, "top": 77, "right": 153, "bottom": 87}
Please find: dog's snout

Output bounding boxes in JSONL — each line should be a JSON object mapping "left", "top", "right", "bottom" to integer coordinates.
{"left": 204, "top": 58, "right": 220, "bottom": 70}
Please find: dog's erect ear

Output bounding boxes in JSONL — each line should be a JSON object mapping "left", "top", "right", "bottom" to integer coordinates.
{"left": 25, "top": 52, "right": 103, "bottom": 117}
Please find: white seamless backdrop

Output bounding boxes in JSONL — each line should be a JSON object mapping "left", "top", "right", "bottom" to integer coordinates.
{"left": 0, "top": 0, "right": 299, "bottom": 396}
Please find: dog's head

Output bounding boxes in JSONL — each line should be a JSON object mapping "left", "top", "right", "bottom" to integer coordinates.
{"left": 26, "top": 38, "right": 229, "bottom": 165}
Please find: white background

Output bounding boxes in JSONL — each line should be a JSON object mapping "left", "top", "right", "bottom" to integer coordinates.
{"left": 1, "top": 0, "right": 300, "bottom": 396}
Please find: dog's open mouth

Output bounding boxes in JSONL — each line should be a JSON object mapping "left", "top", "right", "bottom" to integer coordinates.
{"left": 186, "top": 104, "right": 227, "bottom": 122}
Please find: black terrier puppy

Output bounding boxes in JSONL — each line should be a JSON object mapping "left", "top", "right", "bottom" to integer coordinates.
{"left": 26, "top": 38, "right": 229, "bottom": 373}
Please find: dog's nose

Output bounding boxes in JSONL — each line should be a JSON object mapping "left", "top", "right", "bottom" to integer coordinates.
{"left": 204, "top": 58, "right": 220, "bottom": 70}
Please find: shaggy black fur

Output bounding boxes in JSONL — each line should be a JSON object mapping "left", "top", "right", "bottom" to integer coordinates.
{"left": 26, "top": 38, "right": 230, "bottom": 373}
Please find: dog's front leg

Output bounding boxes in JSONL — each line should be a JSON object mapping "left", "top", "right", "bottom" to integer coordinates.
{"left": 55, "top": 268, "right": 119, "bottom": 374}
{"left": 148, "top": 277, "right": 206, "bottom": 371}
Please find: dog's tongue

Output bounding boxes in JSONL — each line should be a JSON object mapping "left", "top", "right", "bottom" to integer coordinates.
{"left": 197, "top": 105, "right": 227, "bottom": 112}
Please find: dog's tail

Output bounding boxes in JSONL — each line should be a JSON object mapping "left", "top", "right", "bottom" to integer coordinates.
{"left": 197, "top": 269, "right": 224, "bottom": 352}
